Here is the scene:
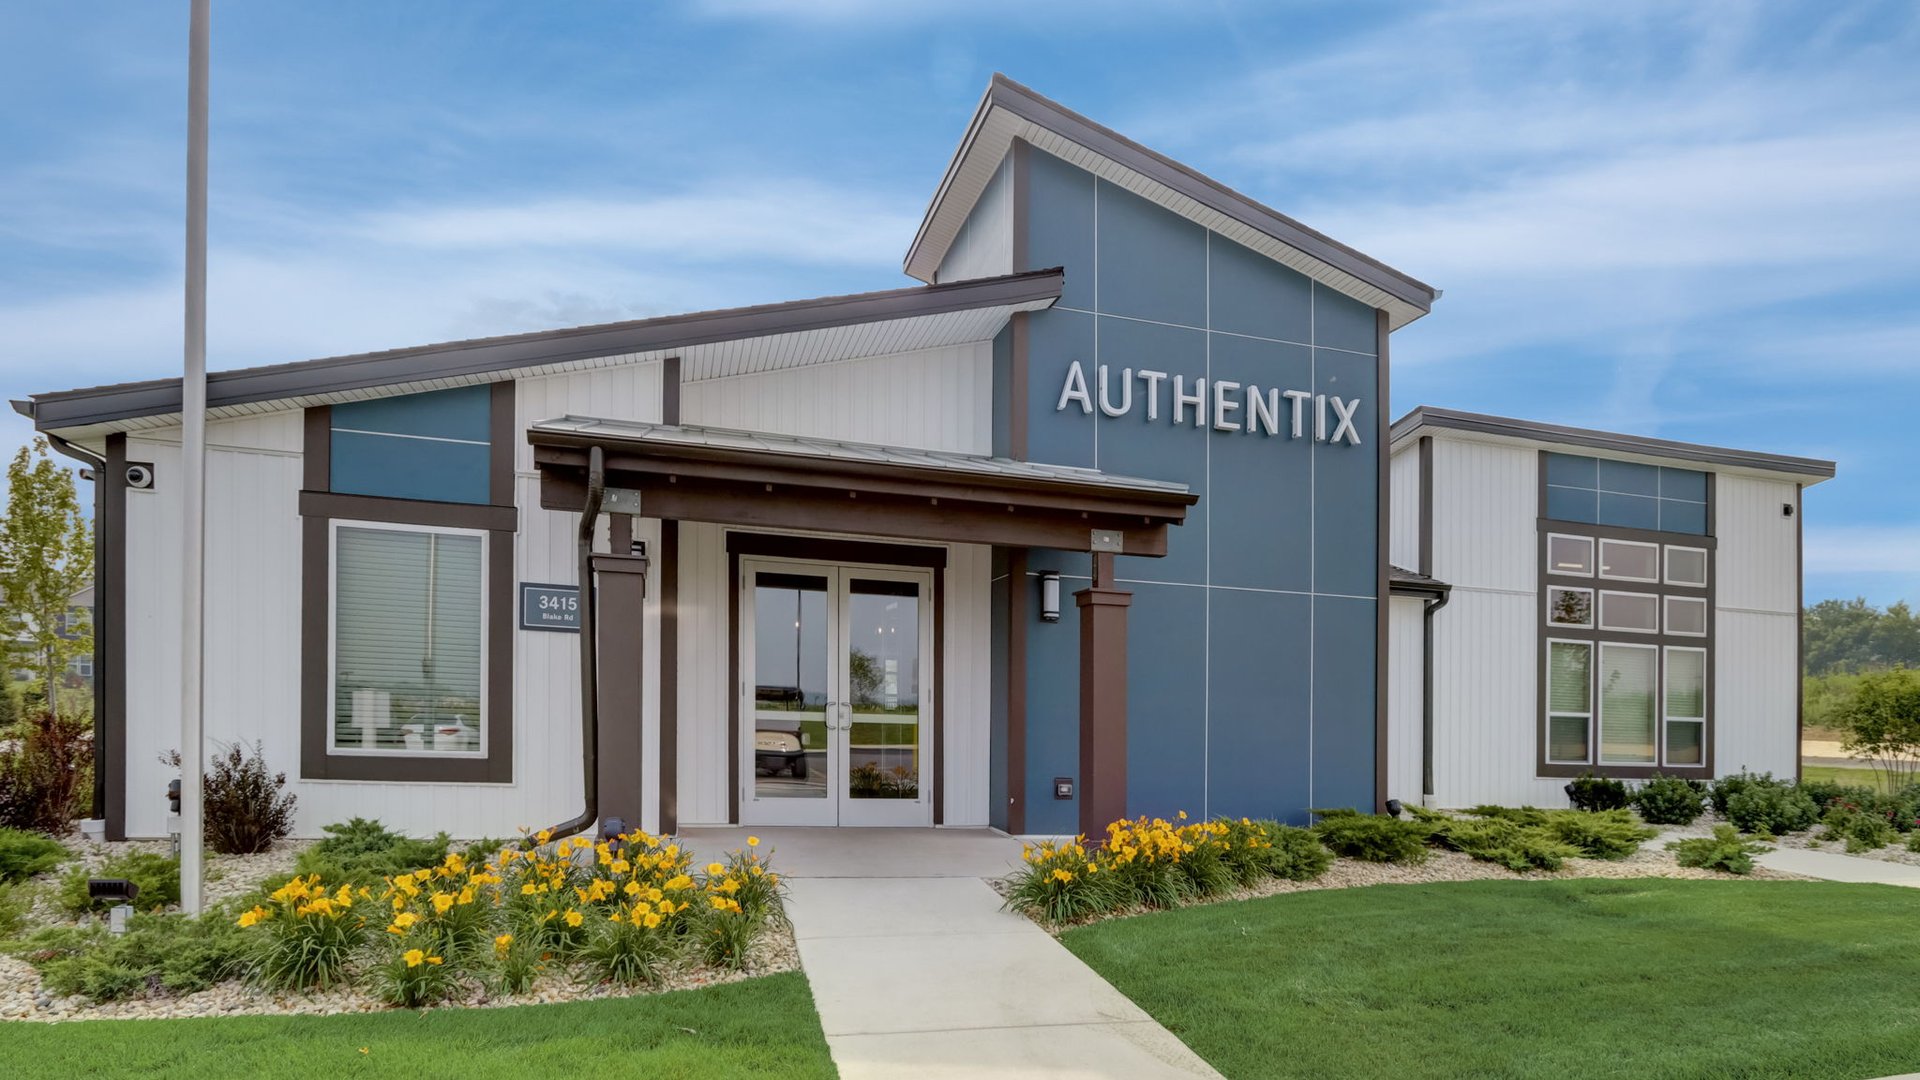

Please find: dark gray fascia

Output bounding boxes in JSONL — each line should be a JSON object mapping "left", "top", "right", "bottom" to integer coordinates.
{"left": 26, "top": 268, "right": 1065, "bottom": 432}
{"left": 906, "top": 74, "right": 1437, "bottom": 315}
{"left": 1391, "top": 406, "right": 1837, "bottom": 480}
{"left": 1388, "top": 564, "right": 1452, "bottom": 599}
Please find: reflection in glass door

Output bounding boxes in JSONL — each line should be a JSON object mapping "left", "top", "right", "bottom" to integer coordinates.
{"left": 741, "top": 561, "right": 932, "bottom": 827}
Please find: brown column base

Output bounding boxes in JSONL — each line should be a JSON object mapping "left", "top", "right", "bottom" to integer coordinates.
{"left": 1076, "top": 552, "right": 1131, "bottom": 840}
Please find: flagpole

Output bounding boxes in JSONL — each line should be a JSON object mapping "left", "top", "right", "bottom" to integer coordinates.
{"left": 179, "top": 0, "right": 210, "bottom": 916}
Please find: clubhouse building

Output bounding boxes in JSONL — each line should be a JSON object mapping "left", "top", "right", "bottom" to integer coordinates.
{"left": 20, "top": 76, "right": 1834, "bottom": 841}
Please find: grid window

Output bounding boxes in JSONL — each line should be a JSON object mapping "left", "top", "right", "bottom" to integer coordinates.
{"left": 1598, "top": 539, "right": 1659, "bottom": 582}
{"left": 1598, "top": 591, "right": 1659, "bottom": 633}
{"left": 1547, "top": 535, "right": 1594, "bottom": 576}
{"left": 1598, "top": 643, "right": 1658, "bottom": 765}
{"left": 1547, "top": 641, "right": 1592, "bottom": 764}
{"left": 1665, "top": 648, "right": 1706, "bottom": 766}
{"left": 1666, "top": 546, "right": 1708, "bottom": 587}
{"left": 1545, "top": 452, "right": 1708, "bottom": 535}
{"left": 1548, "top": 587, "right": 1593, "bottom": 628}
{"left": 1665, "top": 596, "right": 1708, "bottom": 637}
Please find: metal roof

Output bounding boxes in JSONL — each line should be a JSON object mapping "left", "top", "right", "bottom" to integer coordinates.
{"left": 528, "top": 416, "right": 1195, "bottom": 500}
{"left": 907, "top": 74, "right": 1437, "bottom": 329}
{"left": 1390, "top": 406, "right": 1837, "bottom": 482}
{"left": 20, "top": 269, "right": 1064, "bottom": 435}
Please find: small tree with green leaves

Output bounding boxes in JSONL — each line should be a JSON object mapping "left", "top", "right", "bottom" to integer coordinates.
{"left": 0, "top": 440, "right": 93, "bottom": 720}
{"left": 1833, "top": 667, "right": 1920, "bottom": 790}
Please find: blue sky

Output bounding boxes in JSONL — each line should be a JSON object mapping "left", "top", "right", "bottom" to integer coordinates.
{"left": 1, "top": 1, "right": 1915, "bottom": 604}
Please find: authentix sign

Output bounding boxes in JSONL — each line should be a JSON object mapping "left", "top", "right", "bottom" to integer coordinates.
{"left": 1055, "top": 361, "right": 1363, "bottom": 446}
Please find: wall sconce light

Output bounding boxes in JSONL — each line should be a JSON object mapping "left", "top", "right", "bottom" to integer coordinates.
{"left": 1039, "top": 571, "right": 1061, "bottom": 623}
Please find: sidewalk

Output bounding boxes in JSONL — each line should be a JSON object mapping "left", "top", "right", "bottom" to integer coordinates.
{"left": 1756, "top": 845, "right": 1920, "bottom": 887}
{"left": 685, "top": 827, "right": 1221, "bottom": 1080}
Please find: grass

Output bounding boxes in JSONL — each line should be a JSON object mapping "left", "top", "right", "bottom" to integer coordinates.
{"left": 1061, "top": 879, "right": 1920, "bottom": 1080}
{"left": 1, "top": 971, "right": 834, "bottom": 1080}
{"left": 1800, "top": 763, "right": 1904, "bottom": 793}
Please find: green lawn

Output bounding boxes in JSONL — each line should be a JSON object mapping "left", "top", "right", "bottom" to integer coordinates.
{"left": 4, "top": 971, "right": 833, "bottom": 1080}
{"left": 1062, "top": 879, "right": 1920, "bottom": 1080}
{"left": 1801, "top": 762, "right": 1904, "bottom": 793}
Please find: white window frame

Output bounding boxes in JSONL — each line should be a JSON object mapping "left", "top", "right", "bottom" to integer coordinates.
{"left": 1597, "top": 590, "right": 1660, "bottom": 634}
{"left": 1545, "top": 638, "right": 1594, "bottom": 766}
{"left": 1598, "top": 538, "right": 1660, "bottom": 583}
{"left": 1664, "top": 545, "right": 1709, "bottom": 587}
{"left": 1663, "top": 645, "right": 1708, "bottom": 767}
{"left": 1597, "top": 640, "right": 1660, "bottom": 766}
{"left": 1546, "top": 586, "right": 1594, "bottom": 629}
{"left": 1664, "top": 595, "right": 1709, "bottom": 638}
{"left": 1546, "top": 533, "right": 1596, "bottom": 577}
{"left": 327, "top": 518, "right": 490, "bottom": 760}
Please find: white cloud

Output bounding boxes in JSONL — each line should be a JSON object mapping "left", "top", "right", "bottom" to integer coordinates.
{"left": 1806, "top": 526, "right": 1920, "bottom": 576}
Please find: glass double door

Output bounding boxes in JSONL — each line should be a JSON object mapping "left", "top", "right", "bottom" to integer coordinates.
{"left": 740, "top": 559, "right": 932, "bottom": 827}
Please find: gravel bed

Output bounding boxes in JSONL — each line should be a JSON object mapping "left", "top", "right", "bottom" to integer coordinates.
{"left": 1773, "top": 829, "right": 1920, "bottom": 866}
{"left": 16, "top": 834, "right": 307, "bottom": 930}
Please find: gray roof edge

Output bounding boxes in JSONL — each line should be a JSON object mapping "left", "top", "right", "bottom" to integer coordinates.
{"left": 27, "top": 268, "right": 1065, "bottom": 432}
{"left": 906, "top": 74, "right": 1437, "bottom": 313}
{"left": 1391, "top": 406, "right": 1838, "bottom": 480}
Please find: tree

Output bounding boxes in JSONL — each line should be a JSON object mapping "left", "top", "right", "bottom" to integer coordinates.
{"left": 1831, "top": 667, "right": 1920, "bottom": 790}
{"left": 0, "top": 440, "right": 93, "bottom": 721}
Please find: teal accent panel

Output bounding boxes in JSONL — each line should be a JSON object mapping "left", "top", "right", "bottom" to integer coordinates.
{"left": 1092, "top": 316, "right": 1208, "bottom": 584}
{"left": 1026, "top": 150, "right": 1095, "bottom": 310}
{"left": 1545, "top": 452, "right": 1707, "bottom": 535}
{"left": 1310, "top": 595, "right": 1378, "bottom": 813}
{"left": 1206, "top": 589, "right": 1313, "bottom": 823}
{"left": 1022, "top": 553, "right": 1081, "bottom": 837}
{"left": 1094, "top": 180, "right": 1206, "bottom": 328}
{"left": 1206, "top": 334, "right": 1312, "bottom": 592}
{"left": 1312, "top": 284, "right": 1379, "bottom": 355}
{"left": 1123, "top": 583, "right": 1207, "bottom": 819}
{"left": 1313, "top": 349, "right": 1378, "bottom": 597}
{"left": 331, "top": 432, "right": 490, "bottom": 505}
{"left": 1209, "top": 233, "right": 1312, "bottom": 343}
{"left": 333, "top": 385, "right": 491, "bottom": 442}
{"left": 1024, "top": 308, "right": 1097, "bottom": 469}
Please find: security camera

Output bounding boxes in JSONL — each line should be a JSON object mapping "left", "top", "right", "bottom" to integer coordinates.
{"left": 125, "top": 463, "right": 155, "bottom": 490}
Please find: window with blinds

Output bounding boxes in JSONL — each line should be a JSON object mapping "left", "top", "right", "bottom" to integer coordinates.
{"left": 1598, "top": 643, "right": 1657, "bottom": 764}
{"left": 332, "top": 524, "right": 486, "bottom": 755}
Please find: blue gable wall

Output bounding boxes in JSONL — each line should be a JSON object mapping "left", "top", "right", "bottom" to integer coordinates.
{"left": 1005, "top": 146, "right": 1382, "bottom": 832}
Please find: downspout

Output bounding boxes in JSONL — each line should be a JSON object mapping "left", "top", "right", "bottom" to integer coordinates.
{"left": 543, "top": 445, "right": 605, "bottom": 843}
{"left": 1421, "top": 588, "right": 1450, "bottom": 807}
{"left": 41, "top": 426, "right": 108, "bottom": 821}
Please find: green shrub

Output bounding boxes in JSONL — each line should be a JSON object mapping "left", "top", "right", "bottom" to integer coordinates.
{"left": 1311, "top": 810, "right": 1431, "bottom": 864}
{"left": 1796, "top": 779, "right": 1862, "bottom": 814}
{"left": 17, "top": 912, "right": 252, "bottom": 1001}
{"left": 1630, "top": 775, "right": 1707, "bottom": 826}
{"left": 59, "top": 851, "right": 181, "bottom": 914}
{"left": 0, "top": 881, "right": 29, "bottom": 938}
{"left": 1463, "top": 805, "right": 1550, "bottom": 826}
{"left": 1821, "top": 806, "right": 1895, "bottom": 853}
{"left": 0, "top": 827, "right": 68, "bottom": 882}
{"left": 287, "top": 818, "right": 449, "bottom": 888}
{"left": 1908, "top": 831, "right": 1920, "bottom": 854}
{"left": 1263, "top": 823, "right": 1334, "bottom": 881}
{"left": 1540, "top": 809, "right": 1656, "bottom": 859}
{"left": 1435, "top": 818, "right": 1581, "bottom": 872}
{"left": 1670, "top": 825, "right": 1770, "bottom": 875}
{"left": 1566, "top": 772, "right": 1629, "bottom": 812}
{"left": 1724, "top": 779, "right": 1820, "bottom": 835}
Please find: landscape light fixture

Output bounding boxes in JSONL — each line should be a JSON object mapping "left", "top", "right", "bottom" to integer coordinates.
{"left": 89, "top": 878, "right": 141, "bottom": 935}
{"left": 1039, "top": 571, "right": 1061, "bottom": 623}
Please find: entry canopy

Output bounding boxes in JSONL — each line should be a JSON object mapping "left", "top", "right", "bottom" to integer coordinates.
{"left": 530, "top": 417, "right": 1197, "bottom": 556}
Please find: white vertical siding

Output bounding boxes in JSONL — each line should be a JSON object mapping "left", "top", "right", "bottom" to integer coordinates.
{"left": 1385, "top": 596, "right": 1425, "bottom": 804}
{"left": 1430, "top": 438, "right": 1536, "bottom": 593}
{"left": 934, "top": 156, "right": 1013, "bottom": 285}
{"left": 1389, "top": 445, "right": 1421, "bottom": 571}
{"left": 942, "top": 542, "right": 992, "bottom": 826}
{"left": 1715, "top": 475, "right": 1799, "bottom": 615}
{"left": 1714, "top": 609, "right": 1799, "bottom": 778}
{"left": 515, "top": 362, "right": 664, "bottom": 470}
{"left": 681, "top": 344, "right": 992, "bottom": 454}
{"left": 675, "top": 521, "right": 732, "bottom": 825}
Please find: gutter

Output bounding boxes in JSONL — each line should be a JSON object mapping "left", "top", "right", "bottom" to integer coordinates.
{"left": 1420, "top": 588, "right": 1450, "bottom": 807}
{"left": 542, "top": 445, "right": 605, "bottom": 844}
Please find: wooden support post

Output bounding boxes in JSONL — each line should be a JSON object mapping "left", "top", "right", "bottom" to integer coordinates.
{"left": 591, "top": 553, "right": 649, "bottom": 830}
{"left": 1076, "top": 551, "right": 1131, "bottom": 839}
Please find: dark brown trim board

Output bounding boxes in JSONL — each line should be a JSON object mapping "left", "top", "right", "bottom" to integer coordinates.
{"left": 724, "top": 533, "right": 950, "bottom": 569}
{"left": 1795, "top": 482, "right": 1805, "bottom": 783}
{"left": 1393, "top": 406, "right": 1836, "bottom": 480}
{"left": 1417, "top": 435, "right": 1434, "bottom": 576}
{"left": 591, "top": 552, "right": 649, "bottom": 828}
{"left": 658, "top": 521, "right": 680, "bottom": 833}
{"left": 1006, "top": 548, "right": 1028, "bottom": 835}
{"left": 1373, "top": 309, "right": 1392, "bottom": 813}
{"left": 726, "top": 549, "right": 740, "bottom": 824}
{"left": 29, "top": 269, "right": 1065, "bottom": 431}
{"left": 932, "top": 564, "right": 946, "bottom": 826}
{"left": 298, "top": 391, "right": 518, "bottom": 785}
{"left": 661, "top": 356, "right": 682, "bottom": 426}
{"left": 1009, "top": 137, "right": 1031, "bottom": 461}
{"left": 100, "top": 435, "right": 128, "bottom": 840}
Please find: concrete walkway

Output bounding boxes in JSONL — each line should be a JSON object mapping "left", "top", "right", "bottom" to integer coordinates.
{"left": 1756, "top": 845, "right": 1920, "bottom": 887}
{"left": 684, "top": 827, "right": 1221, "bottom": 1080}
